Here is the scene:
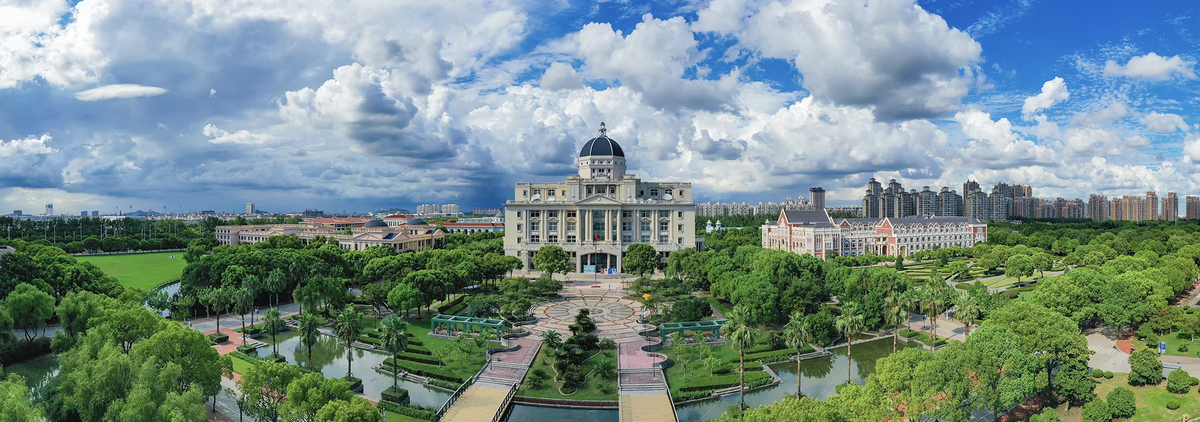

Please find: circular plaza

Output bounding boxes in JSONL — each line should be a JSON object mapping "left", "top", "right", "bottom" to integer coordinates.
{"left": 525, "top": 290, "right": 656, "bottom": 343}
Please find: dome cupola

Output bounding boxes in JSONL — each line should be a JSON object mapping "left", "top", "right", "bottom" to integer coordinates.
{"left": 577, "top": 122, "right": 627, "bottom": 179}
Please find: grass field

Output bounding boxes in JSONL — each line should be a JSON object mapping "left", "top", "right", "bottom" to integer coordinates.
{"left": 76, "top": 251, "right": 188, "bottom": 291}
{"left": 1076, "top": 372, "right": 1200, "bottom": 421}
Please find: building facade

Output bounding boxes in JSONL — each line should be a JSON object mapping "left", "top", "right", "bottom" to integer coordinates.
{"left": 1163, "top": 192, "right": 1179, "bottom": 221}
{"left": 809, "top": 187, "right": 826, "bottom": 210}
{"left": 246, "top": 203, "right": 256, "bottom": 215}
{"left": 762, "top": 209, "right": 987, "bottom": 258}
{"left": 214, "top": 219, "right": 444, "bottom": 252}
{"left": 1187, "top": 196, "right": 1200, "bottom": 220}
{"left": 504, "top": 123, "right": 696, "bottom": 273}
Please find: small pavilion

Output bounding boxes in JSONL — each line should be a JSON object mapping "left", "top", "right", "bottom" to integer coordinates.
{"left": 430, "top": 315, "right": 509, "bottom": 338}
{"left": 659, "top": 320, "right": 727, "bottom": 343}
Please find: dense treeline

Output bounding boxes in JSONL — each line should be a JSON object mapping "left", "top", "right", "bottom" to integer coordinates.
{"left": 0, "top": 217, "right": 209, "bottom": 254}
{"left": 0, "top": 240, "right": 122, "bottom": 300}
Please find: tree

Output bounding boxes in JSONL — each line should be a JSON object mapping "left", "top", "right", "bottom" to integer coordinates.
{"left": 234, "top": 287, "right": 253, "bottom": 345}
{"left": 130, "top": 325, "right": 223, "bottom": 409}
{"left": 721, "top": 305, "right": 759, "bottom": 411}
{"left": 894, "top": 255, "right": 904, "bottom": 271}
{"left": 56, "top": 290, "right": 111, "bottom": 340}
{"left": 1005, "top": 254, "right": 1034, "bottom": 282}
{"left": 594, "top": 358, "right": 617, "bottom": 380}
{"left": 962, "top": 325, "right": 1040, "bottom": 420}
{"left": 334, "top": 306, "right": 363, "bottom": 380}
{"left": 886, "top": 294, "right": 908, "bottom": 353}
{"left": 7, "top": 283, "right": 54, "bottom": 341}
{"left": 239, "top": 360, "right": 302, "bottom": 422}
{"left": 0, "top": 374, "right": 44, "bottom": 421}
{"left": 264, "top": 268, "right": 288, "bottom": 308}
{"left": 835, "top": 302, "right": 864, "bottom": 384}
{"left": 984, "top": 302, "right": 1093, "bottom": 398}
{"left": 379, "top": 315, "right": 409, "bottom": 389}
{"left": 1106, "top": 387, "right": 1136, "bottom": 418}
{"left": 623, "top": 243, "right": 658, "bottom": 276}
{"left": 298, "top": 312, "right": 322, "bottom": 365}
{"left": 265, "top": 307, "right": 283, "bottom": 357}
{"left": 145, "top": 289, "right": 171, "bottom": 315}
{"left": 208, "top": 286, "right": 233, "bottom": 338}
{"left": 388, "top": 282, "right": 424, "bottom": 318}
{"left": 1032, "top": 252, "right": 1055, "bottom": 278}
{"left": 541, "top": 330, "right": 563, "bottom": 350}
{"left": 955, "top": 292, "right": 979, "bottom": 338}
{"left": 1167, "top": 368, "right": 1192, "bottom": 393}
{"left": 91, "top": 303, "right": 159, "bottom": 353}
{"left": 282, "top": 372, "right": 353, "bottom": 422}
{"left": 533, "top": 245, "right": 571, "bottom": 279}
{"left": 1081, "top": 398, "right": 1111, "bottom": 422}
{"left": 313, "top": 397, "right": 382, "bottom": 422}
{"left": 783, "top": 311, "right": 812, "bottom": 398}
{"left": 1128, "top": 348, "right": 1163, "bottom": 386}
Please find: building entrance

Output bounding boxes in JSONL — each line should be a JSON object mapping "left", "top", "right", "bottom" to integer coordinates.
{"left": 581, "top": 253, "right": 618, "bottom": 272}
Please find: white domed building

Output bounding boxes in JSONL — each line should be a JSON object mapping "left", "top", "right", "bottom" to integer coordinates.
{"left": 504, "top": 123, "right": 696, "bottom": 273}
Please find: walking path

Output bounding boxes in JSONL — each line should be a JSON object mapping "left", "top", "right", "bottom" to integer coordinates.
{"left": 526, "top": 289, "right": 656, "bottom": 343}
{"left": 617, "top": 339, "right": 675, "bottom": 422}
{"left": 440, "top": 338, "right": 541, "bottom": 422}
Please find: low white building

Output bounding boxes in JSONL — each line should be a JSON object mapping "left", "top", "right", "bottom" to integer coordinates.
{"left": 762, "top": 209, "right": 987, "bottom": 258}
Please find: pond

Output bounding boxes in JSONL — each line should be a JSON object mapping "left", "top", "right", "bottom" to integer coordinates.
{"left": 674, "top": 338, "right": 917, "bottom": 422}
{"left": 3, "top": 354, "right": 61, "bottom": 405}
{"left": 506, "top": 405, "right": 618, "bottom": 422}
{"left": 256, "top": 330, "right": 452, "bottom": 408}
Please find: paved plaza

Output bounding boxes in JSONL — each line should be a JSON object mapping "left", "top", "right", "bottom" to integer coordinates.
{"left": 526, "top": 290, "right": 656, "bottom": 343}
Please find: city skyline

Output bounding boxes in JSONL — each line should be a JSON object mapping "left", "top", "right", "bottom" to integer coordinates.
{"left": 1, "top": 1, "right": 1198, "bottom": 213}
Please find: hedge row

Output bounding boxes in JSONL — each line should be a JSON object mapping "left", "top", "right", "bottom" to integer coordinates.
{"left": 394, "top": 351, "right": 442, "bottom": 366}
{"left": 680, "top": 371, "right": 771, "bottom": 392}
{"left": 436, "top": 295, "right": 469, "bottom": 314}
{"left": 381, "top": 359, "right": 464, "bottom": 383}
{"left": 429, "top": 379, "right": 462, "bottom": 390}
{"left": 0, "top": 338, "right": 51, "bottom": 366}
{"left": 377, "top": 401, "right": 436, "bottom": 421}
{"left": 744, "top": 347, "right": 813, "bottom": 362}
{"left": 672, "top": 391, "right": 712, "bottom": 403}
{"left": 381, "top": 386, "right": 410, "bottom": 404}
{"left": 229, "top": 351, "right": 316, "bottom": 375}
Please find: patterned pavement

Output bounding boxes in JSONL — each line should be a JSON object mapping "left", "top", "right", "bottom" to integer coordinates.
{"left": 526, "top": 291, "right": 656, "bottom": 343}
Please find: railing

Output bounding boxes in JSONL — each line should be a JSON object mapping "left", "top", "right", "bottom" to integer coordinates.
{"left": 434, "top": 362, "right": 489, "bottom": 420}
{"left": 494, "top": 384, "right": 518, "bottom": 422}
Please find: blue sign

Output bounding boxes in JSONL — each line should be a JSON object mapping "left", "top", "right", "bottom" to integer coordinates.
{"left": 1161, "top": 341, "right": 1167, "bottom": 354}
{"left": 606, "top": 268, "right": 617, "bottom": 275}
{"left": 583, "top": 265, "right": 597, "bottom": 274}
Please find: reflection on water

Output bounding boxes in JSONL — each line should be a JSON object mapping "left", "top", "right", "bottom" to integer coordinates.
{"left": 674, "top": 339, "right": 915, "bottom": 422}
{"left": 259, "top": 329, "right": 452, "bottom": 408}
{"left": 3, "top": 354, "right": 60, "bottom": 405}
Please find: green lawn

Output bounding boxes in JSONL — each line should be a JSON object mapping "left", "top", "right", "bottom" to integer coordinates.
{"left": 76, "top": 251, "right": 187, "bottom": 290}
{"left": 516, "top": 346, "right": 618, "bottom": 401}
{"left": 229, "top": 354, "right": 255, "bottom": 374}
{"left": 384, "top": 411, "right": 430, "bottom": 422}
{"left": 1086, "top": 372, "right": 1200, "bottom": 422}
{"left": 1133, "top": 333, "right": 1198, "bottom": 358}
{"left": 661, "top": 338, "right": 775, "bottom": 395}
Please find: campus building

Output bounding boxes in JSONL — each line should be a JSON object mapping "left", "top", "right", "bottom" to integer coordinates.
{"left": 504, "top": 123, "right": 696, "bottom": 273}
{"left": 762, "top": 209, "right": 987, "bottom": 258}
{"left": 214, "top": 219, "right": 444, "bottom": 252}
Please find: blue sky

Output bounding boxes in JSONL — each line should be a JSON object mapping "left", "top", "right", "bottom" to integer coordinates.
{"left": 0, "top": 0, "right": 1197, "bottom": 214}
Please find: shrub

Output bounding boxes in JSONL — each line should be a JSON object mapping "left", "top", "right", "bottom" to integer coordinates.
{"left": 1106, "top": 387, "right": 1136, "bottom": 419}
{"left": 376, "top": 401, "right": 436, "bottom": 421}
{"left": 673, "top": 391, "right": 712, "bottom": 403}
{"left": 1167, "top": 369, "right": 1192, "bottom": 393}
{"left": 344, "top": 376, "right": 363, "bottom": 392}
{"left": 381, "top": 359, "right": 464, "bottom": 383}
{"left": 1081, "top": 398, "right": 1111, "bottom": 422}
{"left": 531, "top": 368, "right": 549, "bottom": 380}
{"left": 679, "top": 371, "right": 771, "bottom": 392}
{"left": 1166, "top": 398, "right": 1181, "bottom": 410}
{"left": 1192, "top": 376, "right": 1200, "bottom": 386}
{"left": 381, "top": 386, "right": 410, "bottom": 404}
{"left": 1178, "top": 332, "right": 1194, "bottom": 341}
{"left": 600, "top": 339, "right": 617, "bottom": 350}
{"left": 1128, "top": 348, "right": 1163, "bottom": 386}
{"left": 598, "top": 383, "right": 615, "bottom": 395}
{"left": 899, "top": 330, "right": 919, "bottom": 338}
{"left": 1104, "top": 371, "right": 1113, "bottom": 379}
{"left": 526, "top": 375, "right": 545, "bottom": 390}
{"left": 1181, "top": 343, "right": 1190, "bottom": 353}
{"left": 263, "top": 353, "right": 287, "bottom": 363}
{"left": 0, "top": 338, "right": 52, "bottom": 366}
{"left": 236, "top": 344, "right": 259, "bottom": 354}
{"left": 1091, "top": 368, "right": 1105, "bottom": 378}
{"left": 429, "top": 379, "right": 460, "bottom": 390}
{"left": 209, "top": 333, "right": 229, "bottom": 344}
{"left": 1029, "top": 408, "right": 1061, "bottom": 422}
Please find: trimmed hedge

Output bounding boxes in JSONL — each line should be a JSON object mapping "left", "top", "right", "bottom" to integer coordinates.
{"left": 382, "top": 386, "right": 410, "bottom": 404}
{"left": 429, "top": 379, "right": 461, "bottom": 390}
{"left": 899, "top": 330, "right": 919, "bottom": 338}
{"left": 236, "top": 344, "right": 259, "bottom": 354}
{"left": 345, "top": 376, "right": 363, "bottom": 392}
{"left": 381, "top": 359, "right": 464, "bottom": 383}
{"left": 680, "top": 371, "right": 770, "bottom": 392}
{"left": 744, "top": 347, "right": 814, "bottom": 362}
{"left": 209, "top": 333, "right": 230, "bottom": 344}
{"left": 0, "top": 338, "right": 51, "bottom": 365}
{"left": 673, "top": 391, "right": 712, "bottom": 403}
{"left": 436, "top": 295, "right": 468, "bottom": 314}
{"left": 377, "top": 401, "right": 436, "bottom": 421}
{"left": 394, "top": 351, "right": 442, "bottom": 366}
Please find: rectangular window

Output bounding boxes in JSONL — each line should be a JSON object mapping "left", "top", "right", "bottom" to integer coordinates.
{"left": 641, "top": 221, "right": 651, "bottom": 232}
{"left": 638, "top": 190, "right": 644, "bottom": 198}
{"left": 659, "top": 235, "right": 668, "bottom": 243}
{"left": 622, "top": 211, "right": 631, "bottom": 218}
{"left": 641, "top": 211, "right": 651, "bottom": 218}
{"left": 548, "top": 220, "right": 558, "bottom": 232}
{"left": 533, "top": 188, "right": 541, "bottom": 196}
{"left": 622, "top": 235, "right": 632, "bottom": 242}
{"left": 517, "top": 224, "right": 522, "bottom": 231}
{"left": 548, "top": 234, "right": 558, "bottom": 243}
{"left": 659, "top": 211, "right": 669, "bottom": 219}
{"left": 530, "top": 220, "right": 539, "bottom": 231}
{"left": 622, "top": 221, "right": 631, "bottom": 231}
{"left": 650, "top": 188, "right": 659, "bottom": 196}
{"left": 678, "top": 211, "right": 683, "bottom": 218}
{"left": 517, "top": 211, "right": 521, "bottom": 218}
{"left": 641, "top": 234, "right": 650, "bottom": 242}
{"left": 587, "top": 186, "right": 593, "bottom": 196}
{"left": 592, "top": 210, "right": 606, "bottom": 241}
{"left": 548, "top": 210, "right": 558, "bottom": 218}
{"left": 567, "top": 221, "right": 577, "bottom": 232}
{"left": 678, "top": 237, "right": 683, "bottom": 245}
{"left": 567, "top": 235, "right": 577, "bottom": 243}
{"left": 522, "top": 190, "right": 527, "bottom": 197}
{"left": 530, "top": 211, "right": 540, "bottom": 218}
{"left": 665, "top": 188, "right": 673, "bottom": 195}
{"left": 530, "top": 234, "right": 540, "bottom": 243}
{"left": 678, "top": 224, "right": 683, "bottom": 232}
{"left": 659, "top": 221, "right": 669, "bottom": 231}
{"left": 548, "top": 189, "right": 556, "bottom": 197}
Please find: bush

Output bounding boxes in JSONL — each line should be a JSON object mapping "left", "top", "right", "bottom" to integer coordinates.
{"left": 899, "top": 330, "right": 919, "bottom": 338}
{"left": 381, "top": 359, "right": 464, "bottom": 383}
{"left": 1106, "top": 387, "right": 1136, "bottom": 419}
{"left": 1081, "top": 398, "right": 1111, "bottom": 422}
{"left": 392, "top": 351, "right": 442, "bottom": 366}
{"left": 429, "top": 379, "right": 460, "bottom": 390}
{"left": 1092, "top": 368, "right": 1105, "bottom": 378}
{"left": 673, "top": 391, "right": 712, "bottom": 403}
{"left": 1166, "top": 398, "right": 1182, "bottom": 410}
{"left": 236, "top": 344, "right": 259, "bottom": 354}
{"left": 1104, "top": 371, "right": 1113, "bottom": 379}
{"left": 600, "top": 339, "right": 617, "bottom": 350}
{"left": 679, "top": 371, "right": 771, "bottom": 392}
{"left": 1167, "top": 369, "right": 1192, "bottom": 393}
{"left": 1178, "top": 332, "right": 1194, "bottom": 341}
{"left": 381, "top": 386, "right": 409, "bottom": 404}
{"left": 209, "top": 333, "right": 229, "bottom": 344}
{"left": 1181, "top": 343, "right": 1190, "bottom": 353}
{"left": 0, "top": 338, "right": 52, "bottom": 366}
{"left": 345, "top": 376, "right": 363, "bottom": 392}
{"left": 1128, "top": 348, "right": 1163, "bottom": 386}
{"left": 1029, "top": 408, "right": 1061, "bottom": 422}
{"left": 377, "top": 401, "right": 435, "bottom": 421}
{"left": 531, "top": 368, "right": 549, "bottom": 380}
{"left": 1192, "top": 376, "right": 1200, "bottom": 386}
{"left": 598, "top": 383, "right": 615, "bottom": 395}
{"left": 263, "top": 353, "right": 287, "bottom": 363}
{"left": 526, "top": 375, "right": 545, "bottom": 390}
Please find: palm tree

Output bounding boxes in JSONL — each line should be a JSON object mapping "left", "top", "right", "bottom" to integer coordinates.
{"left": 720, "top": 306, "right": 758, "bottom": 411}
{"left": 298, "top": 312, "right": 321, "bottom": 365}
{"left": 541, "top": 330, "right": 563, "bottom": 350}
{"left": 925, "top": 286, "right": 945, "bottom": 349}
{"left": 380, "top": 315, "right": 409, "bottom": 389}
{"left": 782, "top": 311, "right": 811, "bottom": 398}
{"left": 955, "top": 292, "right": 979, "bottom": 338}
{"left": 594, "top": 358, "right": 617, "bottom": 380}
{"left": 834, "top": 302, "right": 863, "bottom": 385}
{"left": 264, "top": 307, "right": 282, "bottom": 357}
{"left": 886, "top": 296, "right": 908, "bottom": 354}
{"left": 334, "top": 306, "right": 364, "bottom": 380}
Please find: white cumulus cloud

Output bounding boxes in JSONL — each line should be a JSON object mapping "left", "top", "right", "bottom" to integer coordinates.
{"left": 1102, "top": 52, "right": 1196, "bottom": 81}
{"left": 202, "top": 124, "right": 274, "bottom": 145}
{"left": 1141, "top": 112, "right": 1188, "bottom": 133}
{"left": 1021, "top": 77, "right": 1069, "bottom": 117}
{"left": 74, "top": 84, "right": 169, "bottom": 101}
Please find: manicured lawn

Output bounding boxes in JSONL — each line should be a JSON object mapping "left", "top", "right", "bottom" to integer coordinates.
{"left": 516, "top": 346, "right": 618, "bottom": 401}
{"left": 1091, "top": 372, "right": 1200, "bottom": 421}
{"left": 704, "top": 295, "right": 733, "bottom": 317}
{"left": 1133, "top": 333, "right": 1198, "bottom": 358}
{"left": 661, "top": 338, "right": 775, "bottom": 395}
{"left": 384, "top": 411, "right": 430, "bottom": 422}
{"left": 76, "top": 251, "right": 187, "bottom": 290}
{"left": 229, "top": 354, "right": 255, "bottom": 374}
{"left": 400, "top": 315, "right": 490, "bottom": 381}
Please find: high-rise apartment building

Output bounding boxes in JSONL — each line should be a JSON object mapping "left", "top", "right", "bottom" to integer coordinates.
{"left": 45, "top": 204, "right": 53, "bottom": 216}
{"left": 1145, "top": 192, "right": 1159, "bottom": 221}
{"left": 963, "top": 180, "right": 980, "bottom": 196}
{"left": 1187, "top": 196, "right": 1200, "bottom": 220}
{"left": 1088, "top": 195, "right": 1108, "bottom": 221}
{"left": 809, "top": 187, "right": 826, "bottom": 210}
{"left": 246, "top": 203, "right": 256, "bottom": 215}
{"left": 1163, "top": 192, "right": 1178, "bottom": 221}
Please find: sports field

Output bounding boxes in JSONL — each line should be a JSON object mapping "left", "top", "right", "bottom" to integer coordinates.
{"left": 75, "top": 251, "right": 187, "bottom": 291}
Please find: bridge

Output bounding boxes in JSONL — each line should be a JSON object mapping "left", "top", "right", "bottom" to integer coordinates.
{"left": 617, "top": 341, "right": 676, "bottom": 422}
{"left": 438, "top": 337, "right": 541, "bottom": 422}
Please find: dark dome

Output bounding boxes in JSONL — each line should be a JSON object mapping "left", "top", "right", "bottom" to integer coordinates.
{"left": 579, "top": 135, "right": 624, "bottom": 157}
{"left": 579, "top": 122, "right": 624, "bottom": 157}
{"left": 406, "top": 219, "right": 429, "bottom": 225}
{"left": 362, "top": 220, "right": 388, "bottom": 227}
